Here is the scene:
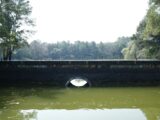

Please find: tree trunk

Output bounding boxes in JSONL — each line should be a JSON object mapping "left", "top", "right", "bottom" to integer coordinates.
{"left": 2, "top": 48, "right": 7, "bottom": 61}
{"left": 2, "top": 47, "right": 12, "bottom": 61}
{"left": 8, "top": 49, "right": 12, "bottom": 61}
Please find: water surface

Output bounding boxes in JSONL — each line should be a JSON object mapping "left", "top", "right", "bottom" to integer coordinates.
{"left": 0, "top": 87, "right": 160, "bottom": 120}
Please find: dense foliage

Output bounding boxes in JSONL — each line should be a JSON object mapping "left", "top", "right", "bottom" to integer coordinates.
{"left": 0, "top": 0, "right": 33, "bottom": 61}
{"left": 10, "top": 37, "right": 130, "bottom": 60}
{"left": 1, "top": 0, "right": 160, "bottom": 60}
{"left": 122, "top": 0, "right": 160, "bottom": 59}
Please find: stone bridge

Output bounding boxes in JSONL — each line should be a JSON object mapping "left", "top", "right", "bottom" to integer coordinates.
{"left": 0, "top": 60, "right": 160, "bottom": 87}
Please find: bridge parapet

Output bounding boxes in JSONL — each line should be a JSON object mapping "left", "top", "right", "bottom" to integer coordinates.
{"left": 0, "top": 60, "right": 160, "bottom": 87}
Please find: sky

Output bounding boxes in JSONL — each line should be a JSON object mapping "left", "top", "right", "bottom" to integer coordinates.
{"left": 28, "top": 0, "right": 149, "bottom": 43}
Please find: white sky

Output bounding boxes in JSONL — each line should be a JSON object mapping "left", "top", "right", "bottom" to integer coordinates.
{"left": 28, "top": 0, "right": 149, "bottom": 43}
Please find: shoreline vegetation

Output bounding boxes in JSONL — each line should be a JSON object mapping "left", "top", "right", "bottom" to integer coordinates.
{"left": 0, "top": 0, "right": 160, "bottom": 61}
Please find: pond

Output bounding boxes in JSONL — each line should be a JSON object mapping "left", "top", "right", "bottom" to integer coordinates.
{"left": 0, "top": 87, "right": 160, "bottom": 120}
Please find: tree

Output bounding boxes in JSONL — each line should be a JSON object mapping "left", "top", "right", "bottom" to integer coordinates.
{"left": 149, "top": 0, "right": 160, "bottom": 5}
{"left": 113, "top": 37, "right": 130, "bottom": 59}
{"left": 122, "top": 0, "right": 160, "bottom": 59}
{"left": 143, "top": 6, "right": 160, "bottom": 39}
{"left": 29, "top": 40, "right": 48, "bottom": 60}
{"left": 12, "top": 39, "right": 130, "bottom": 60}
{"left": 122, "top": 41, "right": 141, "bottom": 60}
{"left": 0, "top": 0, "right": 33, "bottom": 61}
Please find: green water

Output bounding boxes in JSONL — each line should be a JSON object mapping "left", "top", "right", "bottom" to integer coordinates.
{"left": 0, "top": 87, "right": 160, "bottom": 120}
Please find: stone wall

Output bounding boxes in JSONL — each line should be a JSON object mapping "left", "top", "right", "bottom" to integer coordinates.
{"left": 0, "top": 60, "right": 160, "bottom": 87}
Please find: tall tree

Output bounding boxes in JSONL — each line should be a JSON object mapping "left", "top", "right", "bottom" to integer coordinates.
{"left": 0, "top": 0, "right": 33, "bottom": 61}
{"left": 122, "top": 0, "right": 160, "bottom": 59}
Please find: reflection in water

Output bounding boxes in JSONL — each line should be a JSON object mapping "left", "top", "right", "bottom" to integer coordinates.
{"left": 0, "top": 87, "right": 160, "bottom": 120}
{"left": 20, "top": 109, "right": 147, "bottom": 120}
{"left": 21, "top": 110, "right": 37, "bottom": 120}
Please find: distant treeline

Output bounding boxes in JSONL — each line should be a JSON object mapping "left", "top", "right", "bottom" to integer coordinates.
{"left": 1, "top": 0, "right": 160, "bottom": 61}
{"left": 5, "top": 37, "right": 130, "bottom": 60}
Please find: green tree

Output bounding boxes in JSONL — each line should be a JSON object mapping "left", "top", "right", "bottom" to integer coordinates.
{"left": 13, "top": 39, "right": 130, "bottom": 60}
{"left": 149, "top": 0, "right": 160, "bottom": 5}
{"left": 0, "top": 0, "right": 33, "bottom": 61}
{"left": 122, "top": 0, "right": 160, "bottom": 59}
{"left": 143, "top": 6, "right": 160, "bottom": 39}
